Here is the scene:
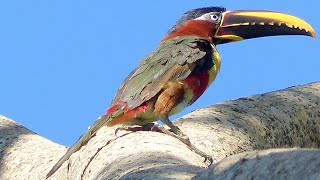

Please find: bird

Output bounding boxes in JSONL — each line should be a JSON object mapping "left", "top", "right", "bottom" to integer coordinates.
{"left": 46, "top": 6, "right": 315, "bottom": 178}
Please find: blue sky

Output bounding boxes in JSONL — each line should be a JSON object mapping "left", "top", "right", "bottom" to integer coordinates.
{"left": 0, "top": 1, "right": 319, "bottom": 146}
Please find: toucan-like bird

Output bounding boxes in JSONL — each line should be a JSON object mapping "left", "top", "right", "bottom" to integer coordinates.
{"left": 47, "top": 7, "right": 315, "bottom": 178}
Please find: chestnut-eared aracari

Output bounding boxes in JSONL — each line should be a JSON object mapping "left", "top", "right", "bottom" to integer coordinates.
{"left": 47, "top": 6, "right": 315, "bottom": 178}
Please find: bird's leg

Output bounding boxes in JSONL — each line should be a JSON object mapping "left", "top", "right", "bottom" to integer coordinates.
{"left": 159, "top": 115, "right": 212, "bottom": 165}
{"left": 159, "top": 115, "right": 190, "bottom": 144}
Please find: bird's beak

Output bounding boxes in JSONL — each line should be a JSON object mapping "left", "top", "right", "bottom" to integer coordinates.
{"left": 214, "top": 10, "right": 316, "bottom": 44}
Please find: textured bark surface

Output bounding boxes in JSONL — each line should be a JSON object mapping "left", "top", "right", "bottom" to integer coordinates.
{"left": 194, "top": 148, "right": 320, "bottom": 179}
{"left": 0, "top": 82, "right": 319, "bottom": 179}
{"left": 0, "top": 116, "right": 67, "bottom": 180}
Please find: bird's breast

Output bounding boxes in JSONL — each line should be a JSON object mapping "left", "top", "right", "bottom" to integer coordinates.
{"left": 170, "top": 44, "right": 221, "bottom": 115}
{"left": 207, "top": 44, "right": 221, "bottom": 87}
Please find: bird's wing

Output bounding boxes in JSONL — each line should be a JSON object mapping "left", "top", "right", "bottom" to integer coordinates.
{"left": 113, "top": 36, "right": 214, "bottom": 109}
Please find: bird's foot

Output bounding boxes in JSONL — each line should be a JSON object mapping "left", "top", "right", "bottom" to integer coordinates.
{"left": 115, "top": 124, "right": 212, "bottom": 165}
{"left": 156, "top": 126, "right": 213, "bottom": 166}
{"left": 115, "top": 123, "right": 162, "bottom": 136}
{"left": 177, "top": 134, "right": 213, "bottom": 165}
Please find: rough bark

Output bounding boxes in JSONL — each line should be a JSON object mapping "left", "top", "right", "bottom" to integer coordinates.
{"left": 0, "top": 82, "right": 319, "bottom": 180}
{"left": 194, "top": 148, "right": 320, "bottom": 180}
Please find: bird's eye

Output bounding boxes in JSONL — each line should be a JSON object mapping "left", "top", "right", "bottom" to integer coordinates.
{"left": 210, "top": 14, "right": 220, "bottom": 22}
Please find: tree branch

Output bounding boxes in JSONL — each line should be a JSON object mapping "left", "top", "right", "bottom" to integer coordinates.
{"left": 0, "top": 82, "right": 319, "bottom": 179}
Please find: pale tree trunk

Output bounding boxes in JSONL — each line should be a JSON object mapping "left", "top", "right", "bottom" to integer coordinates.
{"left": 0, "top": 82, "right": 319, "bottom": 180}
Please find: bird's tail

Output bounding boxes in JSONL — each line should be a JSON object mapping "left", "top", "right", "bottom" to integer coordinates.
{"left": 46, "top": 102, "right": 143, "bottom": 178}
{"left": 46, "top": 114, "right": 110, "bottom": 178}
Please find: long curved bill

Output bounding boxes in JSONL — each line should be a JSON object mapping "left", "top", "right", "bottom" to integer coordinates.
{"left": 214, "top": 10, "right": 316, "bottom": 44}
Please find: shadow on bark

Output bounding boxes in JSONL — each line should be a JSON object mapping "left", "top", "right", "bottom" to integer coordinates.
{"left": 96, "top": 153, "right": 203, "bottom": 180}
{"left": 0, "top": 116, "right": 35, "bottom": 167}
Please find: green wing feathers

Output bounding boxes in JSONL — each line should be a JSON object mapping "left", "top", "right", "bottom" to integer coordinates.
{"left": 114, "top": 36, "right": 212, "bottom": 109}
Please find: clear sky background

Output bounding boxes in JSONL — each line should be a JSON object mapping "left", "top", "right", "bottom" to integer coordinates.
{"left": 0, "top": 1, "right": 319, "bottom": 146}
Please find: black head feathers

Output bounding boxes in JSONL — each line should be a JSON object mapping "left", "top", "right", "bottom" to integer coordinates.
{"left": 167, "top": 7, "right": 226, "bottom": 34}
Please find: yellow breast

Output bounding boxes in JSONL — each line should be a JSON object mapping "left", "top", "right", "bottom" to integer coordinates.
{"left": 207, "top": 44, "right": 221, "bottom": 87}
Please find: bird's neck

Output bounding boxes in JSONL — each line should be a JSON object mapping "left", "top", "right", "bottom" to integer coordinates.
{"left": 161, "top": 20, "right": 215, "bottom": 43}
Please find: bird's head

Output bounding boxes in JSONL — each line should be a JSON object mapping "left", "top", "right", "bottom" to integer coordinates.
{"left": 162, "top": 7, "right": 316, "bottom": 44}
